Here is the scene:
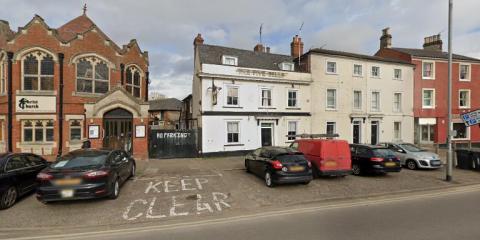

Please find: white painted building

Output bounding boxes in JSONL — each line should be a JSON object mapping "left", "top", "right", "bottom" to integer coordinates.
{"left": 192, "top": 35, "right": 312, "bottom": 154}
{"left": 300, "top": 48, "right": 415, "bottom": 144}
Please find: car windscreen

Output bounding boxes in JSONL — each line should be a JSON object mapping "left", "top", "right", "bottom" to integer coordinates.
{"left": 275, "top": 153, "right": 306, "bottom": 163}
{"left": 372, "top": 149, "right": 395, "bottom": 157}
{"left": 399, "top": 144, "right": 423, "bottom": 152}
{"left": 51, "top": 152, "right": 108, "bottom": 169}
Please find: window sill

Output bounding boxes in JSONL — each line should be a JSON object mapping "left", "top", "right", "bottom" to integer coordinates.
{"left": 224, "top": 143, "right": 244, "bottom": 147}
{"left": 258, "top": 107, "right": 276, "bottom": 110}
{"left": 16, "top": 90, "right": 57, "bottom": 96}
{"left": 459, "top": 79, "right": 471, "bottom": 82}
{"left": 69, "top": 140, "right": 84, "bottom": 144}
{"left": 353, "top": 75, "right": 363, "bottom": 78}
{"left": 370, "top": 76, "right": 381, "bottom": 79}
{"left": 286, "top": 107, "right": 301, "bottom": 110}
{"left": 19, "top": 142, "right": 55, "bottom": 146}
{"left": 325, "top": 108, "right": 337, "bottom": 111}
{"left": 422, "top": 107, "right": 435, "bottom": 109}
{"left": 422, "top": 77, "right": 435, "bottom": 80}
{"left": 223, "top": 106, "right": 243, "bottom": 109}
{"left": 459, "top": 106, "right": 471, "bottom": 109}
{"left": 393, "top": 78, "right": 403, "bottom": 81}
{"left": 325, "top": 72, "right": 338, "bottom": 75}
{"left": 72, "top": 92, "right": 105, "bottom": 98}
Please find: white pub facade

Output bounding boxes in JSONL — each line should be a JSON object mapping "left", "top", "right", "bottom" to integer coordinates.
{"left": 192, "top": 35, "right": 312, "bottom": 154}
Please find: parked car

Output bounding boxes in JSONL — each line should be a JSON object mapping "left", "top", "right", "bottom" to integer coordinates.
{"left": 290, "top": 139, "right": 351, "bottom": 177}
{"left": 36, "top": 149, "right": 135, "bottom": 203}
{"left": 349, "top": 144, "right": 401, "bottom": 175}
{"left": 245, "top": 147, "right": 312, "bottom": 187}
{"left": 379, "top": 142, "right": 442, "bottom": 170}
{"left": 0, "top": 153, "right": 49, "bottom": 210}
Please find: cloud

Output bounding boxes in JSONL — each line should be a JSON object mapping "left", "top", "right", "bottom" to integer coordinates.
{"left": 1, "top": 0, "right": 479, "bottom": 98}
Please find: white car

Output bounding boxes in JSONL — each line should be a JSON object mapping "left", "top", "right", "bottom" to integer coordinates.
{"left": 380, "top": 142, "right": 442, "bottom": 170}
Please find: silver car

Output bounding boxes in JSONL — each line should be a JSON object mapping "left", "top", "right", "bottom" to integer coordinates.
{"left": 380, "top": 142, "right": 442, "bottom": 170}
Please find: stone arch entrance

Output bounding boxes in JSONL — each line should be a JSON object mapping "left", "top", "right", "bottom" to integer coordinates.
{"left": 103, "top": 108, "right": 133, "bottom": 153}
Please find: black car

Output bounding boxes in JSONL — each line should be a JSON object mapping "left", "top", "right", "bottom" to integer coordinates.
{"left": 36, "top": 149, "right": 135, "bottom": 203}
{"left": 245, "top": 147, "right": 312, "bottom": 187}
{"left": 349, "top": 144, "right": 401, "bottom": 175}
{"left": 0, "top": 153, "right": 49, "bottom": 210}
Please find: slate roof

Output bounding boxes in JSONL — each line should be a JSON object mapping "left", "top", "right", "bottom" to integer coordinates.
{"left": 198, "top": 44, "right": 295, "bottom": 71}
{"left": 308, "top": 48, "right": 414, "bottom": 65}
{"left": 57, "top": 15, "right": 95, "bottom": 42}
{"left": 149, "top": 98, "right": 183, "bottom": 111}
{"left": 391, "top": 47, "right": 480, "bottom": 62}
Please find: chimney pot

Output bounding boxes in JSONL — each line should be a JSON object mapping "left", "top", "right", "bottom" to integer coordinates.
{"left": 193, "top": 33, "right": 204, "bottom": 46}
{"left": 290, "top": 35, "right": 304, "bottom": 57}
{"left": 254, "top": 43, "right": 265, "bottom": 53}
{"left": 423, "top": 34, "right": 442, "bottom": 51}
{"left": 380, "top": 27, "right": 392, "bottom": 49}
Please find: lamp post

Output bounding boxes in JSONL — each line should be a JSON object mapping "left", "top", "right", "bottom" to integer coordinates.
{"left": 446, "top": 0, "right": 453, "bottom": 182}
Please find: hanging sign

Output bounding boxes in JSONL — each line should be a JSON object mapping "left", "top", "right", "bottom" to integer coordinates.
{"left": 461, "top": 109, "right": 480, "bottom": 127}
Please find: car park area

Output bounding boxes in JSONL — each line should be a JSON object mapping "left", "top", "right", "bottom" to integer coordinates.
{"left": 2, "top": 154, "right": 480, "bottom": 239}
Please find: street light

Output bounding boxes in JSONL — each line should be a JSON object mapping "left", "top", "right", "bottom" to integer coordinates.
{"left": 446, "top": 0, "right": 453, "bottom": 181}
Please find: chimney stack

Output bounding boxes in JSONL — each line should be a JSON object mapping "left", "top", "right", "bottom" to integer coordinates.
{"left": 380, "top": 27, "right": 392, "bottom": 49}
{"left": 266, "top": 47, "right": 270, "bottom": 53}
{"left": 423, "top": 34, "right": 442, "bottom": 51}
{"left": 193, "top": 33, "right": 204, "bottom": 47}
{"left": 253, "top": 43, "right": 265, "bottom": 53}
{"left": 290, "top": 35, "right": 304, "bottom": 58}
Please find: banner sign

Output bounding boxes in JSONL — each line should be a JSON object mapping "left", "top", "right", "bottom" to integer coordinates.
{"left": 461, "top": 109, "right": 480, "bottom": 127}
{"left": 16, "top": 96, "right": 56, "bottom": 113}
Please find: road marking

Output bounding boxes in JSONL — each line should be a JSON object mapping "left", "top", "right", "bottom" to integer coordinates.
{"left": 7, "top": 184, "right": 480, "bottom": 240}
{"left": 134, "top": 173, "right": 223, "bottom": 181}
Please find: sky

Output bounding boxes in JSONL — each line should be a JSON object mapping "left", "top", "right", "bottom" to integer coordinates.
{"left": 1, "top": 0, "right": 479, "bottom": 99}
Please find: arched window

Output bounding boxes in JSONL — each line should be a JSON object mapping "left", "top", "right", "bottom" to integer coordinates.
{"left": 22, "top": 51, "right": 54, "bottom": 91}
{"left": 76, "top": 56, "right": 109, "bottom": 94}
{"left": 125, "top": 66, "right": 141, "bottom": 98}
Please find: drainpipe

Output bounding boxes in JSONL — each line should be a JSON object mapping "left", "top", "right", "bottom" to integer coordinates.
{"left": 6, "top": 52, "right": 13, "bottom": 153}
{"left": 120, "top": 63, "right": 125, "bottom": 85}
{"left": 145, "top": 71, "right": 149, "bottom": 102}
{"left": 57, "top": 53, "right": 64, "bottom": 157}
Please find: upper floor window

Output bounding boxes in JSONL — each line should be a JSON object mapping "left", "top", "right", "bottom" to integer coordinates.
{"left": 422, "top": 89, "right": 435, "bottom": 109}
{"left": 280, "top": 62, "right": 294, "bottom": 71}
{"left": 22, "top": 51, "right": 54, "bottom": 91}
{"left": 371, "top": 66, "right": 380, "bottom": 78}
{"left": 353, "top": 64, "right": 363, "bottom": 76}
{"left": 371, "top": 91, "right": 380, "bottom": 112}
{"left": 0, "top": 59, "right": 5, "bottom": 94}
{"left": 459, "top": 90, "right": 470, "bottom": 108}
{"left": 394, "top": 69, "right": 402, "bottom": 80}
{"left": 226, "top": 86, "right": 239, "bottom": 106}
{"left": 353, "top": 90, "right": 362, "bottom": 110}
{"left": 326, "top": 89, "right": 337, "bottom": 110}
{"left": 460, "top": 64, "right": 470, "bottom": 81}
{"left": 126, "top": 66, "right": 142, "bottom": 98}
{"left": 422, "top": 61, "right": 435, "bottom": 79}
{"left": 326, "top": 61, "right": 337, "bottom": 74}
{"left": 287, "top": 90, "right": 298, "bottom": 107}
{"left": 394, "top": 93, "right": 402, "bottom": 112}
{"left": 261, "top": 89, "right": 272, "bottom": 107}
{"left": 76, "top": 57, "right": 109, "bottom": 94}
{"left": 222, "top": 55, "right": 238, "bottom": 66}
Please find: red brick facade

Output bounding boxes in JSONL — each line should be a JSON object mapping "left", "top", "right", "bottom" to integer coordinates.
{"left": 0, "top": 14, "right": 150, "bottom": 160}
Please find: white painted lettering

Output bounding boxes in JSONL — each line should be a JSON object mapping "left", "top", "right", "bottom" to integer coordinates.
{"left": 123, "top": 199, "right": 147, "bottom": 221}
{"left": 195, "top": 178, "right": 208, "bottom": 190}
{"left": 212, "top": 192, "right": 231, "bottom": 211}
{"left": 195, "top": 194, "right": 213, "bottom": 214}
{"left": 145, "top": 181, "right": 163, "bottom": 194}
{"left": 146, "top": 197, "right": 167, "bottom": 219}
{"left": 170, "top": 196, "right": 189, "bottom": 217}
{"left": 181, "top": 179, "right": 196, "bottom": 191}
{"left": 164, "top": 180, "right": 179, "bottom": 192}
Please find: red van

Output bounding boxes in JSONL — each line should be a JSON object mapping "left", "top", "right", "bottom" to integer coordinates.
{"left": 290, "top": 139, "right": 351, "bottom": 177}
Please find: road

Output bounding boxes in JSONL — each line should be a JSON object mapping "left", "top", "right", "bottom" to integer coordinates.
{"left": 24, "top": 186, "right": 479, "bottom": 240}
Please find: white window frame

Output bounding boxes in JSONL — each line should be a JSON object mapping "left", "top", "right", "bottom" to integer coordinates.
{"left": 394, "top": 121, "right": 402, "bottom": 140}
{"left": 287, "top": 121, "right": 298, "bottom": 141}
{"left": 125, "top": 65, "right": 143, "bottom": 99}
{"left": 21, "top": 51, "right": 55, "bottom": 91}
{"left": 281, "top": 62, "right": 294, "bottom": 71}
{"left": 459, "top": 89, "right": 471, "bottom": 109}
{"left": 422, "top": 61, "right": 435, "bottom": 80}
{"left": 225, "top": 85, "right": 240, "bottom": 106}
{"left": 222, "top": 55, "right": 238, "bottom": 66}
{"left": 260, "top": 88, "right": 273, "bottom": 107}
{"left": 287, "top": 89, "right": 298, "bottom": 108}
{"left": 326, "top": 121, "right": 336, "bottom": 135}
{"left": 21, "top": 120, "right": 54, "bottom": 143}
{"left": 226, "top": 121, "right": 240, "bottom": 144}
{"left": 393, "top": 92, "right": 402, "bottom": 112}
{"left": 353, "top": 90, "right": 362, "bottom": 111}
{"left": 326, "top": 61, "right": 337, "bottom": 74}
{"left": 371, "top": 66, "right": 380, "bottom": 78}
{"left": 69, "top": 119, "right": 83, "bottom": 141}
{"left": 453, "top": 122, "right": 470, "bottom": 140}
{"left": 0, "top": 56, "right": 5, "bottom": 94}
{"left": 371, "top": 91, "right": 380, "bottom": 112}
{"left": 393, "top": 68, "right": 402, "bottom": 80}
{"left": 353, "top": 64, "right": 363, "bottom": 77}
{"left": 459, "top": 64, "right": 471, "bottom": 82}
{"left": 75, "top": 56, "right": 111, "bottom": 94}
{"left": 422, "top": 88, "right": 435, "bottom": 109}
{"left": 326, "top": 89, "right": 337, "bottom": 110}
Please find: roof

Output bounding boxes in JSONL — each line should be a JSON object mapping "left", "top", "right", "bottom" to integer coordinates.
{"left": 350, "top": 144, "right": 388, "bottom": 149}
{"left": 198, "top": 44, "right": 295, "bottom": 71}
{"left": 57, "top": 14, "right": 94, "bottom": 42}
{"left": 391, "top": 47, "right": 480, "bottom": 62}
{"left": 149, "top": 98, "right": 182, "bottom": 111}
{"left": 307, "top": 48, "right": 414, "bottom": 66}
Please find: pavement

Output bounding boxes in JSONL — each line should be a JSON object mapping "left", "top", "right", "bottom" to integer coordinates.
{"left": 2, "top": 155, "right": 480, "bottom": 239}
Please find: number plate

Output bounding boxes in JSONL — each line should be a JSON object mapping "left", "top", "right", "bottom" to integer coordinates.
{"left": 55, "top": 178, "right": 82, "bottom": 186}
{"left": 60, "top": 189, "right": 74, "bottom": 198}
{"left": 325, "top": 161, "right": 338, "bottom": 167}
{"left": 289, "top": 166, "right": 305, "bottom": 172}
{"left": 385, "top": 162, "right": 396, "bottom": 167}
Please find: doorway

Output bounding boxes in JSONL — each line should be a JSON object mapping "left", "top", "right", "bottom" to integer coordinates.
{"left": 261, "top": 122, "right": 274, "bottom": 147}
{"left": 103, "top": 108, "right": 133, "bottom": 153}
{"left": 353, "top": 120, "right": 361, "bottom": 144}
{"left": 371, "top": 121, "right": 379, "bottom": 145}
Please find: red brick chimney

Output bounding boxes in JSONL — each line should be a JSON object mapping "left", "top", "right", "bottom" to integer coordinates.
{"left": 423, "top": 34, "right": 442, "bottom": 51}
{"left": 254, "top": 43, "right": 265, "bottom": 53}
{"left": 193, "top": 33, "right": 204, "bottom": 46}
{"left": 290, "top": 35, "right": 304, "bottom": 58}
{"left": 380, "top": 27, "right": 392, "bottom": 49}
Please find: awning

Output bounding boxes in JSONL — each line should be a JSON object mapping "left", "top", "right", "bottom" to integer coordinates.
{"left": 419, "top": 118, "right": 436, "bottom": 125}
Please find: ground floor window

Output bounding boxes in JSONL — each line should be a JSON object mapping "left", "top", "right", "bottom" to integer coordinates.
{"left": 453, "top": 123, "right": 468, "bottom": 139}
{"left": 420, "top": 124, "right": 435, "bottom": 142}
{"left": 70, "top": 120, "right": 82, "bottom": 141}
{"left": 394, "top": 122, "right": 401, "bottom": 140}
{"left": 22, "top": 120, "right": 54, "bottom": 143}
{"left": 227, "top": 121, "right": 239, "bottom": 143}
{"left": 326, "top": 122, "right": 336, "bottom": 135}
{"left": 287, "top": 121, "right": 297, "bottom": 140}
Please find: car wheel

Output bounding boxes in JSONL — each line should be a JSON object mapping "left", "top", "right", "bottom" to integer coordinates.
{"left": 352, "top": 164, "right": 362, "bottom": 175}
{"left": 129, "top": 164, "right": 136, "bottom": 179}
{"left": 406, "top": 160, "right": 417, "bottom": 170}
{"left": 0, "top": 186, "right": 17, "bottom": 210}
{"left": 245, "top": 160, "right": 251, "bottom": 173}
{"left": 109, "top": 178, "right": 120, "bottom": 200}
{"left": 264, "top": 171, "right": 274, "bottom": 188}
{"left": 302, "top": 181, "right": 311, "bottom": 185}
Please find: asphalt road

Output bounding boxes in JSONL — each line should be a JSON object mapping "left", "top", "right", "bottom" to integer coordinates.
{"left": 85, "top": 187, "right": 480, "bottom": 240}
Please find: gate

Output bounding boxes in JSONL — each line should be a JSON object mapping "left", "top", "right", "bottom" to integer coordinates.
{"left": 149, "top": 129, "right": 198, "bottom": 159}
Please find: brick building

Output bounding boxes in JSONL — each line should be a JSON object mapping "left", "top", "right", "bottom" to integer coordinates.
{"left": 149, "top": 98, "right": 182, "bottom": 129}
{"left": 376, "top": 28, "right": 480, "bottom": 145}
{"left": 0, "top": 12, "right": 150, "bottom": 160}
